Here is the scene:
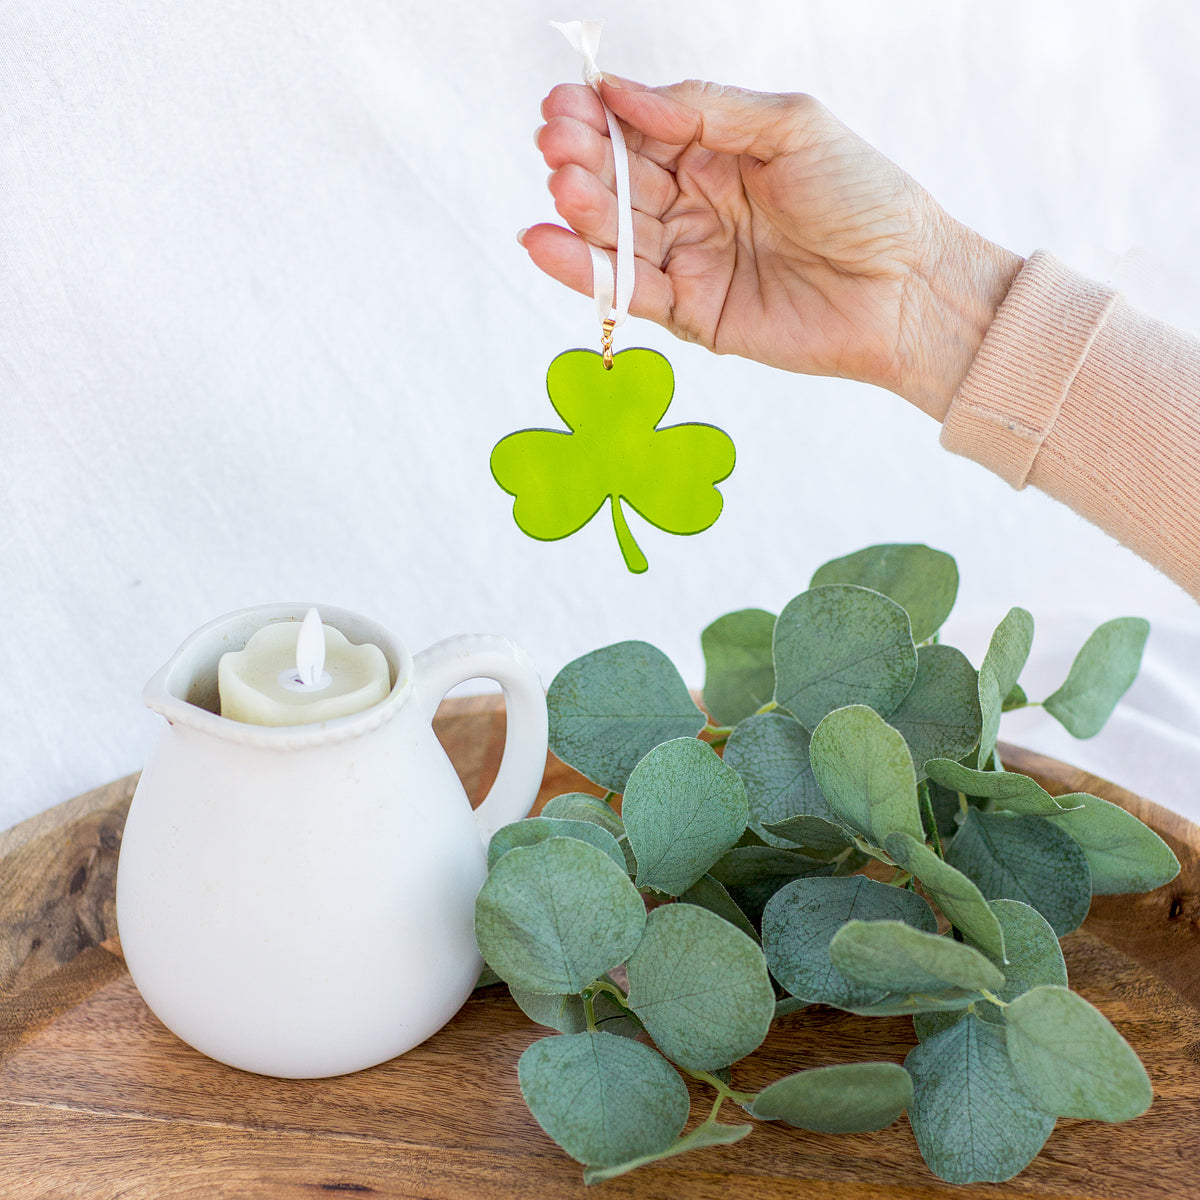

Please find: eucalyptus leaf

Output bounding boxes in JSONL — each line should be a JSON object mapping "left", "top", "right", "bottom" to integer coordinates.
{"left": 829, "top": 920, "right": 1004, "bottom": 994}
{"left": 723, "top": 711, "right": 833, "bottom": 835}
{"left": 884, "top": 833, "right": 1007, "bottom": 961}
{"left": 510, "top": 985, "right": 640, "bottom": 1038}
{"left": 582, "top": 1120, "right": 752, "bottom": 1185}
{"left": 847, "top": 991, "right": 982, "bottom": 1017}
{"left": 625, "top": 904, "right": 776, "bottom": 1072}
{"left": 905, "top": 1014, "right": 1056, "bottom": 1184}
{"left": 922, "top": 778, "right": 964, "bottom": 840}
{"left": 924, "top": 759, "right": 1078, "bottom": 816}
{"left": 539, "top": 792, "right": 625, "bottom": 838}
{"left": 1005, "top": 985, "right": 1153, "bottom": 1121}
{"left": 761, "top": 875, "right": 937, "bottom": 1010}
{"left": 487, "top": 817, "right": 626, "bottom": 871}
{"left": 972, "top": 607, "right": 1035, "bottom": 770}
{"left": 748, "top": 1062, "right": 912, "bottom": 1132}
{"left": 809, "top": 543, "right": 958, "bottom": 643}
{"left": 773, "top": 586, "right": 917, "bottom": 729}
{"left": 916, "top": 898, "right": 1066, "bottom": 1040}
{"left": 701, "top": 608, "right": 778, "bottom": 726}
{"left": 1043, "top": 792, "right": 1180, "bottom": 894}
{"left": 808, "top": 705, "right": 924, "bottom": 845}
{"left": 475, "top": 839, "right": 646, "bottom": 994}
{"left": 887, "top": 645, "right": 982, "bottom": 779}
{"left": 761, "top": 813, "right": 855, "bottom": 856}
{"left": 623, "top": 738, "right": 749, "bottom": 896}
{"left": 708, "top": 844, "right": 833, "bottom": 889}
{"left": 1003, "top": 682, "right": 1029, "bottom": 711}
{"left": 945, "top": 809, "right": 1092, "bottom": 937}
{"left": 518, "top": 1031, "right": 689, "bottom": 1166}
{"left": 1043, "top": 618, "right": 1150, "bottom": 738}
{"left": 547, "top": 641, "right": 706, "bottom": 791}
{"left": 982, "top": 607, "right": 1036, "bottom": 700}
{"left": 680, "top": 874, "right": 759, "bottom": 941}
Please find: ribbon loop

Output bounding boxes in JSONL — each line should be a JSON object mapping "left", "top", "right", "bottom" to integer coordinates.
{"left": 551, "top": 19, "right": 635, "bottom": 347}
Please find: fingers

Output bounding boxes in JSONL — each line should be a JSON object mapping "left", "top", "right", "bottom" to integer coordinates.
{"left": 600, "top": 78, "right": 822, "bottom": 163}
{"left": 547, "top": 165, "right": 668, "bottom": 266}
{"left": 536, "top": 115, "right": 679, "bottom": 219}
{"left": 519, "top": 223, "right": 673, "bottom": 328}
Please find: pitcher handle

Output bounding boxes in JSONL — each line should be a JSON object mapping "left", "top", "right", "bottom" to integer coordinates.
{"left": 411, "top": 634, "right": 548, "bottom": 844}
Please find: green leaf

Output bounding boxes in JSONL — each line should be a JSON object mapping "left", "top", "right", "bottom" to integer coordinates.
{"left": 761, "top": 813, "right": 855, "bottom": 856}
{"left": 886, "top": 645, "right": 982, "bottom": 779}
{"left": 848, "top": 991, "right": 981, "bottom": 1017}
{"left": 945, "top": 809, "right": 1092, "bottom": 937}
{"left": 701, "top": 608, "right": 777, "bottom": 726}
{"left": 884, "top": 833, "right": 1007, "bottom": 961}
{"left": 680, "top": 874, "right": 759, "bottom": 941}
{"left": 708, "top": 844, "right": 835, "bottom": 889}
{"left": 924, "top": 758, "right": 1078, "bottom": 816}
{"left": 975, "top": 607, "right": 1034, "bottom": 767}
{"left": 487, "top": 817, "right": 625, "bottom": 871}
{"left": 1043, "top": 793, "right": 1180, "bottom": 893}
{"left": 748, "top": 1062, "right": 912, "bottom": 1132}
{"left": 582, "top": 1120, "right": 752, "bottom": 1184}
{"left": 509, "top": 985, "right": 640, "bottom": 1038}
{"left": 916, "top": 898, "right": 1066, "bottom": 1040}
{"left": 625, "top": 904, "right": 775, "bottom": 1072}
{"left": 518, "top": 1031, "right": 689, "bottom": 1166}
{"left": 905, "top": 1014, "right": 1056, "bottom": 1183}
{"left": 761, "top": 875, "right": 937, "bottom": 1009}
{"left": 809, "top": 543, "right": 958, "bottom": 643}
{"left": 773, "top": 586, "right": 917, "bottom": 729}
{"left": 829, "top": 920, "right": 1004, "bottom": 994}
{"left": 1005, "top": 985, "right": 1153, "bottom": 1121}
{"left": 808, "top": 705, "right": 924, "bottom": 845}
{"left": 1003, "top": 682, "right": 1029, "bottom": 711}
{"left": 492, "top": 348, "right": 736, "bottom": 574}
{"left": 623, "top": 738, "right": 749, "bottom": 896}
{"left": 1043, "top": 618, "right": 1149, "bottom": 738}
{"left": 539, "top": 792, "right": 624, "bottom": 838}
{"left": 723, "top": 712, "right": 834, "bottom": 836}
{"left": 474, "top": 839, "right": 646, "bottom": 994}
{"left": 547, "top": 641, "right": 706, "bottom": 792}
{"left": 982, "top": 607, "right": 1035, "bottom": 700}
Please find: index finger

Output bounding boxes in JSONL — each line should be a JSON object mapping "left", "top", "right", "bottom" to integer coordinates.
{"left": 541, "top": 83, "right": 608, "bottom": 136}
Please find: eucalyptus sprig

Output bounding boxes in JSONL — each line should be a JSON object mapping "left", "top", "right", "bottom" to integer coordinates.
{"left": 473, "top": 543, "right": 1179, "bottom": 1186}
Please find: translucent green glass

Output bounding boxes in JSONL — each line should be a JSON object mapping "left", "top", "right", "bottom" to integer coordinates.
{"left": 492, "top": 348, "right": 736, "bottom": 573}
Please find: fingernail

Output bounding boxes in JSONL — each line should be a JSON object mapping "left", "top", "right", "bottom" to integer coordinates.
{"left": 534, "top": 125, "right": 543, "bottom": 152}
{"left": 601, "top": 73, "right": 632, "bottom": 90}
{"left": 517, "top": 228, "right": 529, "bottom": 247}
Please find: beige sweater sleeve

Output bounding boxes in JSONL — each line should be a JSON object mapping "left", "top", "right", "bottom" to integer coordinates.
{"left": 941, "top": 250, "right": 1200, "bottom": 600}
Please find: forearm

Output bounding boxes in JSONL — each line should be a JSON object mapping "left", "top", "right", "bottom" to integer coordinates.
{"left": 940, "top": 251, "right": 1200, "bottom": 600}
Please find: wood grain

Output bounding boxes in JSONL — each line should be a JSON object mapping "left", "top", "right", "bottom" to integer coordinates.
{"left": 0, "top": 702, "right": 1196, "bottom": 1200}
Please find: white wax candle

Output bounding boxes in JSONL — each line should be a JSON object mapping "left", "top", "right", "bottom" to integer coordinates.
{"left": 218, "top": 611, "right": 391, "bottom": 727}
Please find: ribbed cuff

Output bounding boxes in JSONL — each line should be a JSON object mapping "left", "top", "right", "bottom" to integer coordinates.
{"left": 940, "top": 251, "right": 1119, "bottom": 489}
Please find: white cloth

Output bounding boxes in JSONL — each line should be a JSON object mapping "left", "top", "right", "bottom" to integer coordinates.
{"left": 3, "top": 1, "right": 1200, "bottom": 829}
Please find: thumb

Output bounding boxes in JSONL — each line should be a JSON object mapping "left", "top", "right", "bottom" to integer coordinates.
{"left": 599, "top": 77, "right": 814, "bottom": 161}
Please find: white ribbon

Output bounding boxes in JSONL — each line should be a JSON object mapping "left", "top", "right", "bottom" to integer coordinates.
{"left": 550, "top": 19, "right": 634, "bottom": 331}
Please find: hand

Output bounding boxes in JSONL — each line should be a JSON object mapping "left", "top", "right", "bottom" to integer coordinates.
{"left": 525, "top": 78, "right": 1023, "bottom": 420}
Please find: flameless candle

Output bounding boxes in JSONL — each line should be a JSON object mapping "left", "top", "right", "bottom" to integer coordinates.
{"left": 218, "top": 608, "right": 391, "bottom": 726}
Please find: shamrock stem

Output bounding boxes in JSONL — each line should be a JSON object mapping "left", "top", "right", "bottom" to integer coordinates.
{"left": 609, "top": 495, "right": 648, "bottom": 573}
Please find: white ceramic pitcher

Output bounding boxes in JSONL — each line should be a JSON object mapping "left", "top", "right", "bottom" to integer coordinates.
{"left": 116, "top": 603, "right": 547, "bottom": 1078}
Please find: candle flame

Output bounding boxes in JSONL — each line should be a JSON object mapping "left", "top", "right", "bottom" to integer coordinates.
{"left": 296, "top": 607, "right": 326, "bottom": 687}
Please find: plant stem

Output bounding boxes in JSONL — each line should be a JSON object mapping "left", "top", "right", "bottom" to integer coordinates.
{"left": 918, "top": 781, "right": 945, "bottom": 859}
{"left": 582, "top": 989, "right": 599, "bottom": 1032}
{"left": 602, "top": 791, "right": 618, "bottom": 805}
{"left": 755, "top": 701, "right": 778, "bottom": 716}
{"left": 682, "top": 1066, "right": 757, "bottom": 1107}
{"left": 588, "top": 978, "right": 633, "bottom": 1011}
{"left": 704, "top": 723, "right": 735, "bottom": 738}
{"left": 979, "top": 988, "right": 1009, "bottom": 1008}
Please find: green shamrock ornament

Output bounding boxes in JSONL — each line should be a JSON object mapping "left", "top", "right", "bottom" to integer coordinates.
{"left": 492, "top": 348, "right": 736, "bottom": 574}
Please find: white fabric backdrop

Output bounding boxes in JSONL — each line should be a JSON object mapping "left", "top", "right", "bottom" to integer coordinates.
{"left": 3, "top": 0, "right": 1199, "bottom": 828}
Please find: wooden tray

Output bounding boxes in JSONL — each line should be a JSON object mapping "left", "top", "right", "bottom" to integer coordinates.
{"left": 1, "top": 695, "right": 1197, "bottom": 1200}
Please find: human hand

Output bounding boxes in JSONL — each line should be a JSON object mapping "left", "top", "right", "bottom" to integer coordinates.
{"left": 525, "top": 78, "right": 1022, "bottom": 420}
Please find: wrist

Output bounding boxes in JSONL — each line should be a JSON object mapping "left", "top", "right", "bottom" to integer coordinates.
{"left": 899, "top": 217, "right": 1024, "bottom": 421}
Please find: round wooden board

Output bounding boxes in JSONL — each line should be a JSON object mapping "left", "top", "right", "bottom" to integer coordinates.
{"left": 0, "top": 695, "right": 1196, "bottom": 1200}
